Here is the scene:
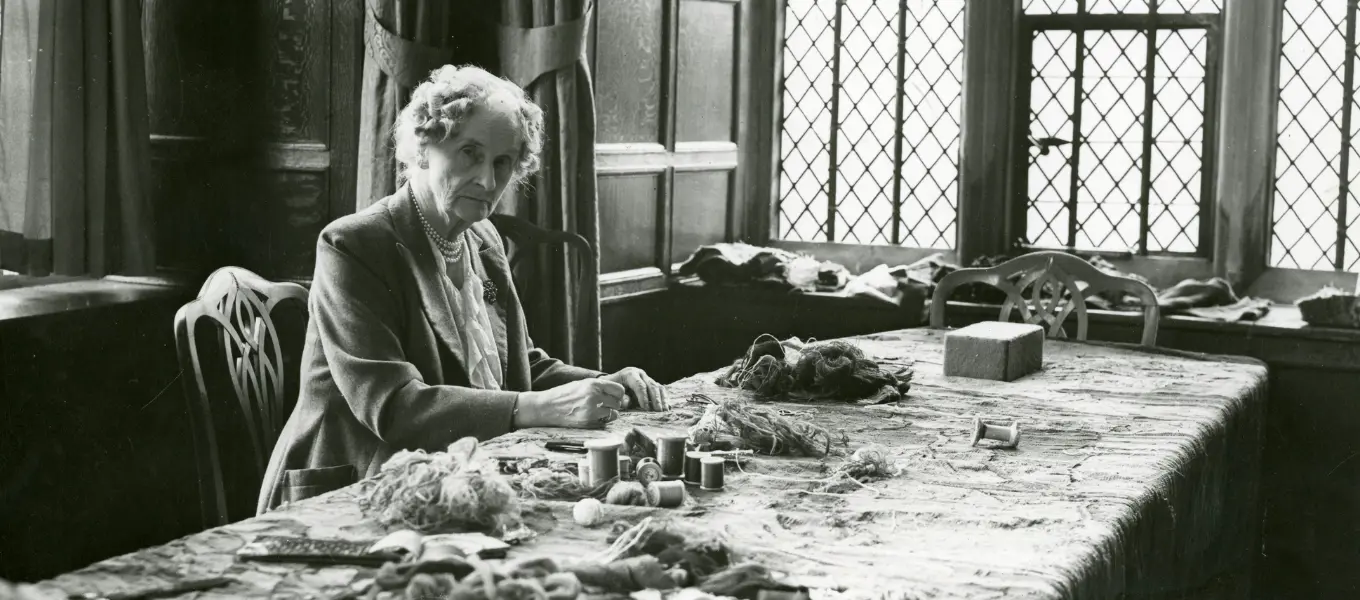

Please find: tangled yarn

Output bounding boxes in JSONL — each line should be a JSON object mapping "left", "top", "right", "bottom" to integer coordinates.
{"left": 357, "top": 437, "right": 519, "bottom": 534}
{"left": 688, "top": 394, "right": 832, "bottom": 457}
{"left": 717, "top": 335, "right": 912, "bottom": 403}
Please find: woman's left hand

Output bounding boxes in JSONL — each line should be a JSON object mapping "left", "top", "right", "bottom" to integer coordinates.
{"left": 600, "top": 367, "right": 668, "bottom": 412}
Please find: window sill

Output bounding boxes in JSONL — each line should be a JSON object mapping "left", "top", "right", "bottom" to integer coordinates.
{"left": 0, "top": 275, "right": 193, "bottom": 324}
{"left": 950, "top": 299, "right": 1347, "bottom": 336}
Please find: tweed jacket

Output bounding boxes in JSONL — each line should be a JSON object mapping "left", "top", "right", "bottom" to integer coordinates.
{"left": 256, "top": 191, "right": 602, "bottom": 514}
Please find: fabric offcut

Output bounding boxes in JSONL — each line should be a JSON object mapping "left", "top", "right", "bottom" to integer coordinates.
{"left": 919, "top": 252, "right": 1272, "bottom": 322}
{"left": 715, "top": 334, "right": 913, "bottom": 404}
{"left": 677, "top": 243, "right": 851, "bottom": 293}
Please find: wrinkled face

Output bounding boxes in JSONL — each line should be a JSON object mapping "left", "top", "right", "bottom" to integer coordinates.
{"left": 424, "top": 93, "right": 522, "bottom": 224}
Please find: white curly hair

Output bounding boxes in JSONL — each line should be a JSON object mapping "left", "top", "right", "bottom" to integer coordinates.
{"left": 393, "top": 65, "right": 545, "bottom": 184}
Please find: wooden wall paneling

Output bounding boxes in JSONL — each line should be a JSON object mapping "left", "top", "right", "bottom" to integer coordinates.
{"left": 671, "top": 171, "right": 731, "bottom": 264}
{"left": 675, "top": 0, "right": 736, "bottom": 143}
{"left": 594, "top": 0, "right": 665, "bottom": 144}
{"left": 601, "top": 292, "right": 676, "bottom": 381}
{"left": 598, "top": 174, "right": 661, "bottom": 273}
{"left": 262, "top": 0, "right": 329, "bottom": 143}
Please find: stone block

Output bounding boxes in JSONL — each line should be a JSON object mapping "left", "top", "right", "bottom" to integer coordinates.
{"left": 943, "top": 322, "right": 1045, "bottom": 382}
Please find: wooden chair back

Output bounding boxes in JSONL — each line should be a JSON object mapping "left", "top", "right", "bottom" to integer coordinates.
{"left": 173, "top": 267, "right": 309, "bottom": 527}
{"left": 928, "top": 251, "right": 1160, "bottom": 346}
{"left": 488, "top": 213, "right": 598, "bottom": 298}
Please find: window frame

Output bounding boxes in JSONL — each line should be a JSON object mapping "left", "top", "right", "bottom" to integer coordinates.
{"left": 1010, "top": 11, "right": 1222, "bottom": 261}
{"left": 747, "top": 0, "right": 1360, "bottom": 304}
{"left": 766, "top": 0, "right": 969, "bottom": 252}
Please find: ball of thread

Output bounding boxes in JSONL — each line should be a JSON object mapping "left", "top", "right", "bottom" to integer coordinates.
{"left": 543, "top": 572, "right": 582, "bottom": 600}
{"left": 605, "top": 481, "right": 649, "bottom": 506}
{"left": 573, "top": 498, "right": 604, "bottom": 527}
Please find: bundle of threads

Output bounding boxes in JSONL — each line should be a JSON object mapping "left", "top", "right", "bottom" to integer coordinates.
{"left": 339, "top": 554, "right": 585, "bottom": 600}
{"left": 578, "top": 518, "right": 807, "bottom": 597}
{"left": 831, "top": 445, "right": 896, "bottom": 484}
{"left": 716, "top": 334, "right": 913, "bottom": 403}
{"left": 687, "top": 394, "right": 832, "bottom": 457}
{"left": 356, "top": 437, "right": 519, "bottom": 533}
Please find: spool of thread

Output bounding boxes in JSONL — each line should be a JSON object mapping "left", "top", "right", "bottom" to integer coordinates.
{"left": 700, "top": 456, "right": 725, "bottom": 491}
{"left": 577, "top": 460, "right": 592, "bottom": 486}
{"left": 585, "top": 439, "right": 621, "bottom": 487}
{"left": 645, "top": 480, "right": 686, "bottom": 508}
{"left": 617, "top": 455, "right": 632, "bottom": 480}
{"left": 656, "top": 435, "right": 687, "bottom": 478}
{"left": 683, "top": 451, "right": 706, "bottom": 485}
{"left": 970, "top": 417, "right": 1021, "bottom": 449}
{"left": 635, "top": 461, "right": 664, "bottom": 486}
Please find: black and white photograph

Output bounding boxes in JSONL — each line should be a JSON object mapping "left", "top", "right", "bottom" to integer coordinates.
{"left": 0, "top": 0, "right": 1349, "bottom": 598}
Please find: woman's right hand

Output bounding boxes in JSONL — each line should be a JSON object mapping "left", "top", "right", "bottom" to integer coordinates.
{"left": 515, "top": 379, "right": 627, "bottom": 429}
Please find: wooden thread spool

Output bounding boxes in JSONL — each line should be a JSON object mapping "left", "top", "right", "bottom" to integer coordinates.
{"left": 635, "top": 460, "right": 664, "bottom": 486}
{"left": 656, "top": 435, "right": 688, "bottom": 478}
{"left": 970, "top": 418, "right": 1021, "bottom": 449}
{"left": 700, "top": 456, "right": 725, "bottom": 491}
{"left": 585, "top": 439, "right": 621, "bottom": 487}
{"left": 617, "top": 455, "right": 632, "bottom": 480}
{"left": 646, "top": 480, "right": 686, "bottom": 508}
{"left": 683, "top": 451, "right": 706, "bottom": 485}
{"left": 577, "top": 459, "right": 592, "bottom": 486}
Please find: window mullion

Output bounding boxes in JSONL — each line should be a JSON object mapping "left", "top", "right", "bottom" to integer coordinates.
{"left": 891, "top": 0, "right": 907, "bottom": 246}
{"left": 826, "top": 0, "right": 845, "bottom": 243}
{"left": 1138, "top": 18, "right": 1159, "bottom": 256}
{"left": 1337, "top": 0, "right": 1358, "bottom": 270}
{"left": 1067, "top": 29, "right": 1086, "bottom": 249}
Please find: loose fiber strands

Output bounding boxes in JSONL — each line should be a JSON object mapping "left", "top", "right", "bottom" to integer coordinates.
{"left": 688, "top": 394, "right": 832, "bottom": 457}
{"left": 357, "top": 437, "right": 519, "bottom": 534}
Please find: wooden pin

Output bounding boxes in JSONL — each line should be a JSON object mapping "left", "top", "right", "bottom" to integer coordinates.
{"left": 971, "top": 418, "right": 1020, "bottom": 449}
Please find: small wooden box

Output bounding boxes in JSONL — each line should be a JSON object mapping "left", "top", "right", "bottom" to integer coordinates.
{"left": 943, "top": 322, "right": 1045, "bottom": 382}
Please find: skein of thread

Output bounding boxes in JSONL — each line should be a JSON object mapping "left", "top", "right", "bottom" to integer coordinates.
{"left": 617, "top": 455, "right": 632, "bottom": 480}
{"left": 684, "top": 451, "right": 706, "bottom": 485}
{"left": 646, "top": 480, "right": 686, "bottom": 508}
{"left": 577, "top": 459, "right": 592, "bottom": 486}
{"left": 604, "top": 481, "right": 648, "bottom": 506}
{"left": 585, "top": 439, "right": 621, "bottom": 487}
{"left": 700, "top": 456, "right": 725, "bottom": 491}
{"left": 657, "top": 436, "right": 688, "bottom": 478}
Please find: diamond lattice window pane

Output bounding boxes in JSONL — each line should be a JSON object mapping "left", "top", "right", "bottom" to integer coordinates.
{"left": 1026, "top": 30, "right": 1078, "bottom": 249}
{"left": 777, "top": 0, "right": 963, "bottom": 248}
{"left": 1024, "top": 0, "right": 1078, "bottom": 14}
{"left": 898, "top": 0, "right": 965, "bottom": 248}
{"left": 1075, "top": 30, "right": 1147, "bottom": 252}
{"left": 1147, "top": 29, "right": 1207, "bottom": 253}
{"left": 1089, "top": 0, "right": 1148, "bottom": 15}
{"left": 835, "top": 1, "right": 900, "bottom": 244}
{"left": 1272, "top": 0, "right": 1347, "bottom": 269}
{"left": 1158, "top": 0, "right": 1222, "bottom": 12}
{"left": 778, "top": 0, "right": 838, "bottom": 241}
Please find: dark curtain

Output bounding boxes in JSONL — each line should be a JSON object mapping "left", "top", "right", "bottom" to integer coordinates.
{"left": 498, "top": 0, "right": 601, "bottom": 370}
{"left": 354, "top": 0, "right": 500, "bottom": 210}
{"left": 0, "top": 0, "right": 155, "bottom": 276}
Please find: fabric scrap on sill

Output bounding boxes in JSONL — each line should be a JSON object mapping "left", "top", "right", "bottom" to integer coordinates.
{"left": 677, "top": 243, "right": 851, "bottom": 293}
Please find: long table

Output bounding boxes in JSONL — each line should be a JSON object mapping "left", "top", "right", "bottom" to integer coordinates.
{"left": 31, "top": 328, "right": 1268, "bottom": 599}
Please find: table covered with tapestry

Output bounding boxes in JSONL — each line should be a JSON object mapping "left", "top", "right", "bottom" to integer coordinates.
{"left": 23, "top": 328, "right": 1267, "bottom": 600}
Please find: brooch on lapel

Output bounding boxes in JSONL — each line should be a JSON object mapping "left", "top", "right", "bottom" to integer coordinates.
{"left": 483, "top": 278, "right": 499, "bottom": 304}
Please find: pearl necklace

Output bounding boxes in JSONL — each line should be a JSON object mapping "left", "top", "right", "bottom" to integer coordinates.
{"left": 408, "top": 185, "right": 465, "bottom": 262}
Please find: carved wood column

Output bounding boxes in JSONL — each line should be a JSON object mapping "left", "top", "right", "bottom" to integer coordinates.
{"left": 957, "top": 0, "right": 1020, "bottom": 265}
{"left": 1213, "top": 0, "right": 1284, "bottom": 288}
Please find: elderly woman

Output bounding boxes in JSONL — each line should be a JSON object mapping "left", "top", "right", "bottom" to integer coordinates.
{"left": 256, "top": 65, "right": 667, "bottom": 513}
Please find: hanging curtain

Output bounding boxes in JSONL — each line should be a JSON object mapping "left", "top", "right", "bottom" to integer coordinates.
{"left": 355, "top": 0, "right": 500, "bottom": 210}
{"left": 0, "top": 0, "right": 155, "bottom": 277}
{"left": 498, "top": 0, "right": 601, "bottom": 370}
